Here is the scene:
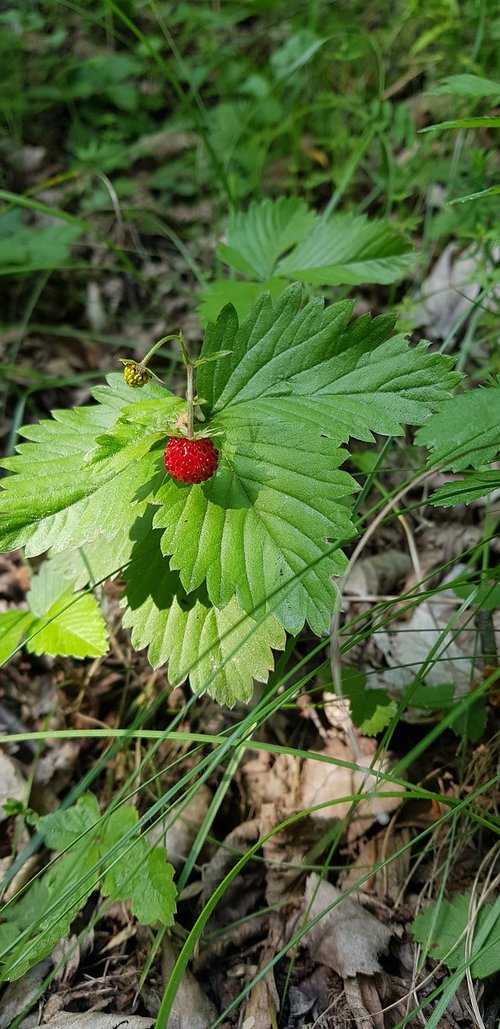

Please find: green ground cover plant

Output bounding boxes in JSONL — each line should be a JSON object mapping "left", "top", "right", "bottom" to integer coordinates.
{"left": 0, "top": 1, "right": 499, "bottom": 1026}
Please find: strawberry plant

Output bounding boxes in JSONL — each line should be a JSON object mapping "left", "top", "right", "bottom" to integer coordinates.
{"left": 0, "top": 794, "right": 176, "bottom": 981}
{"left": 0, "top": 283, "right": 460, "bottom": 704}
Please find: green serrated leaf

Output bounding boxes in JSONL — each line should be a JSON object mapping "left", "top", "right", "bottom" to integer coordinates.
{"left": 153, "top": 410, "right": 355, "bottom": 635}
{"left": 412, "top": 895, "right": 500, "bottom": 979}
{"left": 453, "top": 697, "right": 487, "bottom": 743}
{"left": 155, "top": 286, "right": 457, "bottom": 636}
{"left": 337, "top": 669, "right": 396, "bottom": 735}
{"left": 427, "top": 470, "right": 500, "bottom": 507}
{"left": 222, "top": 198, "right": 317, "bottom": 280}
{"left": 0, "top": 610, "right": 34, "bottom": 665}
{"left": 416, "top": 387, "right": 500, "bottom": 473}
{"left": 100, "top": 806, "right": 176, "bottom": 926}
{"left": 416, "top": 385, "right": 500, "bottom": 506}
{"left": 122, "top": 518, "right": 286, "bottom": 705}
{"left": 429, "top": 73, "right": 500, "bottom": 98}
{"left": 276, "top": 213, "right": 413, "bottom": 286}
{"left": 39, "top": 793, "right": 101, "bottom": 850}
{"left": 23, "top": 563, "right": 109, "bottom": 659}
{"left": 0, "top": 841, "right": 100, "bottom": 981}
{"left": 28, "top": 590, "right": 108, "bottom": 657}
{"left": 0, "top": 790, "right": 177, "bottom": 982}
{"left": 198, "top": 276, "right": 287, "bottom": 324}
{"left": 0, "top": 374, "right": 174, "bottom": 555}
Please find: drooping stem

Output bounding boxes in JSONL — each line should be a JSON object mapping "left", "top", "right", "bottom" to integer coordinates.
{"left": 141, "top": 333, "right": 181, "bottom": 368}
{"left": 186, "top": 362, "right": 195, "bottom": 439}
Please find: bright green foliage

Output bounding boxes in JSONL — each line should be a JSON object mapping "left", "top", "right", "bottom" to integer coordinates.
{"left": 200, "top": 198, "right": 413, "bottom": 321}
{"left": 453, "top": 571, "right": 500, "bottom": 611}
{"left": 429, "top": 73, "right": 500, "bottom": 98}
{"left": 0, "top": 794, "right": 176, "bottom": 981}
{"left": 0, "top": 284, "right": 459, "bottom": 702}
{"left": 336, "top": 669, "right": 396, "bottom": 736}
{"left": 122, "top": 519, "right": 285, "bottom": 705}
{"left": 403, "top": 683, "right": 487, "bottom": 742}
{"left": 412, "top": 894, "right": 500, "bottom": 979}
{"left": 98, "top": 805, "right": 176, "bottom": 925}
{"left": 0, "top": 611, "right": 34, "bottom": 666}
{"left": 337, "top": 673, "right": 486, "bottom": 741}
{"left": 0, "top": 561, "right": 108, "bottom": 662}
{"left": 416, "top": 382, "right": 500, "bottom": 506}
{"left": 0, "top": 559, "right": 108, "bottom": 662}
{"left": 0, "top": 375, "right": 180, "bottom": 555}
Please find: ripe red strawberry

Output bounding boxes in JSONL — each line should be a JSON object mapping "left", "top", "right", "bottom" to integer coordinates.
{"left": 164, "top": 436, "right": 219, "bottom": 484}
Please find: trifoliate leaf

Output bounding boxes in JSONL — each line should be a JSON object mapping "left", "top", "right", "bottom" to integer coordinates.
{"left": 0, "top": 794, "right": 177, "bottom": 980}
{"left": 198, "top": 286, "right": 458, "bottom": 428}
{"left": 412, "top": 895, "right": 500, "bottom": 979}
{"left": 0, "top": 839, "right": 100, "bottom": 981}
{"left": 122, "top": 518, "right": 286, "bottom": 705}
{"left": 203, "top": 199, "right": 413, "bottom": 320}
{"left": 100, "top": 806, "right": 176, "bottom": 926}
{"left": 202, "top": 199, "right": 413, "bottom": 320}
{"left": 152, "top": 286, "right": 457, "bottom": 635}
{"left": 220, "top": 198, "right": 317, "bottom": 280}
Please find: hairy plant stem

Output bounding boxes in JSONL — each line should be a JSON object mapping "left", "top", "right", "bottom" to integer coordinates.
{"left": 186, "top": 362, "right": 195, "bottom": 439}
{"left": 141, "top": 333, "right": 180, "bottom": 368}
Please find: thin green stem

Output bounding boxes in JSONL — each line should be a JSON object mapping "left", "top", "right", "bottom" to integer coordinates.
{"left": 186, "top": 363, "right": 195, "bottom": 439}
{"left": 141, "top": 334, "right": 181, "bottom": 368}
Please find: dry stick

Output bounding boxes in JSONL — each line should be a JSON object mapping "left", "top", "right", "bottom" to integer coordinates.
{"left": 330, "top": 468, "right": 434, "bottom": 825}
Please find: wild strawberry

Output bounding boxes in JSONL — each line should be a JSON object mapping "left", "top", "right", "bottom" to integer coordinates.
{"left": 123, "top": 362, "right": 150, "bottom": 388}
{"left": 164, "top": 437, "right": 219, "bottom": 485}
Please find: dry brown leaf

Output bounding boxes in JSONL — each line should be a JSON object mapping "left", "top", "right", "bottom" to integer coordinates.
{"left": 0, "top": 749, "right": 25, "bottom": 822}
{"left": 242, "top": 751, "right": 301, "bottom": 814}
{"left": 161, "top": 936, "right": 217, "bottom": 1029}
{"left": 39, "top": 1015, "right": 155, "bottom": 1029}
{"left": 375, "top": 597, "right": 474, "bottom": 705}
{"left": 413, "top": 242, "right": 500, "bottom": 338}
{"left": 240, "top": 946, "right": 280, "bottom": 1029}
{"left": 301, "top": 874, "right": 392, "bottom": 978}
{"left": 339, "top": 827, "right": 412, "bottom": 903}
{"left": 0, "top": 959, "right": 52, "bottom": 1029}
{"left": 344, "top": 550, "right": 412, "bottom": 599}
{"left": 300, "top": 736, "right": 404, "bottom": 834}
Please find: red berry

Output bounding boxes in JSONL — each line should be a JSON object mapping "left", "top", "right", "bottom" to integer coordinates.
{"left": 164, "top": 437, "right": 219, "bottom": 485}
